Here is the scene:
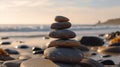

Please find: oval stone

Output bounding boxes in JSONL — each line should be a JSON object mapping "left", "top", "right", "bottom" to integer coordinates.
{"left": 80, "top": 58, "right": 104, "bottom": 67}
{"left": 51, "top": 22, "right": 71, "bottom": 29}
{"left": 79, "top": 36, "right": 104, "bottom": 46}
{"left": 5, "top": 49, "right": 19, "bottom": 55}
{"left": 100, "top": 60, "right": 115, "bottom": 65}
{"left": 48, "top": 39, "right": 80, "bottom": 47}
{"left": 109, "top": 42, "right": 120, "bottom": 46}
{"left": 55, "top": 16, "right": 69, "bottom": 22}
{"left": 3, "top": 59, "right": 24, "bottom": 67}
{"left": 97, "top": 46, "right": 120, "bottom": 55}
{"left": 49, "top": 30, "right": 76, "bottom": 39}
{"left": 44, "top": 47, "right": 84, "bottom": 63}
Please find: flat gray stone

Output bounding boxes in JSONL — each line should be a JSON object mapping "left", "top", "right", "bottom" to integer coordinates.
{"left": 51, "top": 22, "right": 71, "bottom": 29}
{"left": 44, "top": 47, "right": 84, "bottom": 63}
{"left": 49, "top": 30, "right": 76, "bottom": 39}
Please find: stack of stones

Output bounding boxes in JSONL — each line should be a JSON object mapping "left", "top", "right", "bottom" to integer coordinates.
{"left": 43, "top": 16, "right": 84, "bottom": 66}
{"left": 20, "top": 16, "right": 104, "bottom": 67}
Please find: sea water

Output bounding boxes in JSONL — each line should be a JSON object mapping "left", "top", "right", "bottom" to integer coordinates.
{"left": 0, "top": 24, "right": 120, "bottom": 37}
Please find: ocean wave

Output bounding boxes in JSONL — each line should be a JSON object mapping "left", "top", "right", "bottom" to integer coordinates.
{"left": 0, "top": 25, "right": 120, "bottom": 32}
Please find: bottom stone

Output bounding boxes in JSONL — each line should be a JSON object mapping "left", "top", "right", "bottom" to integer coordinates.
{"left": 20, "top": 58, "right": 81, "bottom": 67}
{"left": 44, "top": 47, "right": 84, "bottom": 63}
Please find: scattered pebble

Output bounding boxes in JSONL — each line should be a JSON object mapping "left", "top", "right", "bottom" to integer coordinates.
{"left": 15, "top": 45, "right": 29, "bottom": 49}
{"left": 100, "top": 59, "right": 115, "bottom": 65}
{"left": 102, "top": 55, "right": 111, "bottom": 58}
{"left": 5, "top": 49, "right": 19, "bottom": 54}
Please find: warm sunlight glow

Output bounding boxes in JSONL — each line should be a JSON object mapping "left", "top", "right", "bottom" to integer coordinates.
{"left": 0, "top": 0, "right": 120, "bottom": 24}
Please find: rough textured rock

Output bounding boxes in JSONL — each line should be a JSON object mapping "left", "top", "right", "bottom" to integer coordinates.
{"left": 51, "top": 22, "right": 71, "bottom": 29}
{"left": 55, "top": 16, "right": 69, "bottom": 22}
{"left": 48, "top": 39, "right": 80, "bottom": 47}
{"left": 49, "top": 30, "right": 76, "bottom": 39}
{"left": 79, "top": 36, "right": 104, "bottom": 46}
{"left": 44, "top": 47, "right": 83, "bottom": 63}
{"left": 80, "top": 58, "right": 104, "bottom": 67}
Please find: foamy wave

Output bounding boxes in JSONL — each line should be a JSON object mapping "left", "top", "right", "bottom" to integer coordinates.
{"left": 0, "top": 25, "right": 50, "bottom": 32}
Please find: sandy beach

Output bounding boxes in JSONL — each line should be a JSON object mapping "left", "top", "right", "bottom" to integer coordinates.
{"left": 0, "top": 35, "right": 119, "bottom": 67}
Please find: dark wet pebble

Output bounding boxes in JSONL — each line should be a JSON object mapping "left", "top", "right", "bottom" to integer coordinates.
{"left": 33, "top": 50, "right": 44, "bottom": 54}
{"left": 102, "top": 55, "right": 111, "bottom": 58}
{"left": 0, "top": 41, "right": 11, "bottom": 45}
{"left": 15, "top": 45, "right": 29, "bottom": 49}
{"left": 91, "top": 53, "right": 97, "bottom": 56}
{"left": 1, "top": 37, "right": 9, "bottom": 40}
{"left": 5, "top": 49, "right": 19, "bottom": 54}
{"left": 100, "top": 60, "right": 115, "bottom": 65}
{"left": 79, "top": 36, "right": 104, "bottom": 46}
{"left": 32, "top": 47, "right": 42, "bottom": 51}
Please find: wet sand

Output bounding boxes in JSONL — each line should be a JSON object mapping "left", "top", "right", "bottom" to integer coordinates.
{"left": 0, "top": 36, "right": 120, "bottom": 67}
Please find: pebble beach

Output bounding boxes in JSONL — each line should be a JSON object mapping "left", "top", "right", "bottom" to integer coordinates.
{"left": 0, "top": 16, "right": 120, "bottom": 67}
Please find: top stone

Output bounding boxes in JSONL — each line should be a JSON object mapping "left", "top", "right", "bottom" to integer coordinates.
{"left": 55, "top": 16, "right": 69, "bottom": 22}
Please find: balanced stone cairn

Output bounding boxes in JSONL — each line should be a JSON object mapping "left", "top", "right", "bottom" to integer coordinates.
{"left": 44, "top": 16, "right": 84, "bottom": 66}
{"left": 20, "top": 16, "right": 104, "bottom": 67}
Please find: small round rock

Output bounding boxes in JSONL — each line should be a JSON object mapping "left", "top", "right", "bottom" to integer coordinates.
{"left": 55, "top": 16, "right": 69, "bottom": 22}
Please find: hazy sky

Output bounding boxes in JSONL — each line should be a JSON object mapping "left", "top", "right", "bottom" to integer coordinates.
{"left": 0, "top": 0, "right": 120, "bottom": 24}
